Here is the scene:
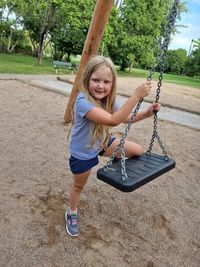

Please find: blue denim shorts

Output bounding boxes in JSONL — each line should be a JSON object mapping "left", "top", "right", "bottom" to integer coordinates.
{"left": 69, "top": 135, "right": 116, "bottom": 174}
{"left": 98, "top": 135, "right": 116, "bottom": 156}
{"left": 69, "top": 155, "right": 99, "bottom": 174}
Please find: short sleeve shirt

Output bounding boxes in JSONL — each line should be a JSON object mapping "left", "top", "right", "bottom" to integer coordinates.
{"left": 69, "top": 92, "right": 120, "bottom": 160}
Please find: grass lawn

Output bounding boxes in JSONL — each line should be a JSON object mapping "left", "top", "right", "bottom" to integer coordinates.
{"left": 0, "top": 53, "right": 71, "bottom": 75}
{"left": 118, "top": 69, "right": 200, "bottom": 89}
{"left": 0, "top": 53, "right": 200, "bottom": 89}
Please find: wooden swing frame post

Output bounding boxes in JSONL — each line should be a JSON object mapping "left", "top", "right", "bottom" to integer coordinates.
{"left": 63, "top": 0, "right": 114, "bottom": 123}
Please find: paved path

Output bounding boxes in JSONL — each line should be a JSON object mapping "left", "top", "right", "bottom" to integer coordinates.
{"left": 118, "top": 95, "right": 200, "bottom": 130}
{"left": 0, "top": 74, "right": 200, "bottom": 130}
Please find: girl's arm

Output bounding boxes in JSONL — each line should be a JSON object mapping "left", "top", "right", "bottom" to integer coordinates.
{"left": 86, "top": 81, "right": 152, "bottom": 126}
{"left": 123, "top": 103, "right": 161, "bottom": 123}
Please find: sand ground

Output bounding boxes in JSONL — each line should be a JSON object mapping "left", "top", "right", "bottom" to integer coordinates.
{"left": 0, "top": 77, "right": 200, "bottom": 267}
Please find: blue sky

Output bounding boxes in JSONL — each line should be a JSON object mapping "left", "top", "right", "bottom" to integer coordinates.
{"left": 169, "top": 0, "right": 200, "bottom": 52}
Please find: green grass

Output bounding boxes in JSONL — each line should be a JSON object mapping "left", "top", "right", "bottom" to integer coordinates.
{"left": 118, "top": 68, "right": 200, "bottom": 89}
{"left": 162, "top": 73, "right": 200, "bottom": 88}
{"left": 0, "top": 53, "right": 72, "bottom": 74}
{"left": 0, "top": 53, "right": 200, "bottom": 88}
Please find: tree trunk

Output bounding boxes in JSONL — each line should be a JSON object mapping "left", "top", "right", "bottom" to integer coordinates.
{"left": 7, "top": 28, "right": 13, "bottom": 53}
{"left": 0, "top": 33, "right": 4, "bottom": 52}
{"left": 37, "top": 50, "right": 43, "bottom": 65}
{"left": 37, "top": 33, "right": 45, "bottom": 65}
{"left": 129, "top": 62, "right": 133, "bottom": 73}
{"left": 67, "top": 53, "right": 70, "bottom": 61}
{"left": 9, "top": 42, "right": 18, "bottom": 53}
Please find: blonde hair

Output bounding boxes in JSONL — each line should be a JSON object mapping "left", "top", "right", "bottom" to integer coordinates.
{"left": 82, "top": 55, "right": 117, "bottom": 149}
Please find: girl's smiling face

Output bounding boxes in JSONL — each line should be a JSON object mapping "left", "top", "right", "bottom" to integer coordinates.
{"left": 88, "top": 66, "right": 113, "bottom": 100}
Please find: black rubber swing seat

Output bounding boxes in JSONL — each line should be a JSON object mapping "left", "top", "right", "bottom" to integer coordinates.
{"left": 97, "top": 152, "right": 176, "bottom": 192}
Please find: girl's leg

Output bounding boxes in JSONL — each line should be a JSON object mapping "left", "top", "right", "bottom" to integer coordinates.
{"left": 66, "top": 169, "right": 91, "bottom": 237}
{"left": 69, "top": 169, "right": 91, "bottom": 211}
{"left": 102, "top": 138, "right": 143, "bottom": 158}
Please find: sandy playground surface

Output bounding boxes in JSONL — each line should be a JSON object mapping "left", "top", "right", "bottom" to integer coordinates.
{"left": 0, "top": 76, "right": 200, "bottom": 267}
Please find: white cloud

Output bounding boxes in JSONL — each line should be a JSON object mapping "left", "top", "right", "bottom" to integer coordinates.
{"left": 169, "top": 23, "right": 200, "bottom": 51}
{"left": 169, "top": 0, "right": 200, "bottom": 50}
{"left": 169, "top": 36, "right": 191, "bottom": 51}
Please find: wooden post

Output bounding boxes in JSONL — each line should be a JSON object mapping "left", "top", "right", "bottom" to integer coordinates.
{"left": 64, "top": 0, "right": 114, "bottom": 122}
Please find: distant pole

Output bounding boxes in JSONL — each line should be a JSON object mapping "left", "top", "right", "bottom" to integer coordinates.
{"left": 187, "top": 39, "right": 194, "bottom": 57}
{"left": 183, "top": 39, "right": 194, "bottom": 74}
{"left": 64, "top": 0, "right": 114, "bottom": 123}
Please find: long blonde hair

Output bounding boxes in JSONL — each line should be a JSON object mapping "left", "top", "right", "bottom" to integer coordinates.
{"left": 82, "top": 55, "right": 117, "bottom": 149}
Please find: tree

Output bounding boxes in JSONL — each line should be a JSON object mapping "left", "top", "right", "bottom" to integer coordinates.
{"left": 165, "top": 48, "right": 187, "bottom": 74}
{"left": 192, "top": 39, "right": 200, "bottom": 50}
{"left": 185, "top": 39, "right": 200, "bottom": 77}
{"left": 50, "top": 0, "right": 95, "bottom": 61}
{"left": 0, "top": 1, "right": 24, "bottom": 53}
{"left": 12, "top": 0, "right": 63, "bottom": 65}
{"left": 106, "top": 0, "right": 165, "bottom": 70}
{"left": 101, "top": 5, "right": 122, "bottom": 60}
{"left": 106, "top": 0, "right": 185, "bottom": 71}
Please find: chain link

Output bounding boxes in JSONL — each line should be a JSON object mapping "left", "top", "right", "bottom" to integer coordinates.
{"left": 103, "top": 0, "right": 180, "bottom": 179}
{"left": 147, "top": 0, "right": 179, "bottom": 156}
{"left": 104, "top": 100, "right": 142, "bottom": 180}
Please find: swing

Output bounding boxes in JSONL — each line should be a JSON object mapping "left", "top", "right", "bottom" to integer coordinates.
{"left": 97, "top": 0, "right": 179, "bottom": 192}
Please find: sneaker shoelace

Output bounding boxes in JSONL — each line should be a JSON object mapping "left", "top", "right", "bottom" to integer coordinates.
{"left": 71, "top": 214, "right": 77, "bottom": 225}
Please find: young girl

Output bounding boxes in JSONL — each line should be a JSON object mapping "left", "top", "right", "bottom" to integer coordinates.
{"left": 66, "top": 55, "right": 160, "bottom": 237}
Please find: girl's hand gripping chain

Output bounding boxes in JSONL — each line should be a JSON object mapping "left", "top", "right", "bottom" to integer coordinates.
{"left": 134, "top": 80, "right": 152, "bottom": 101}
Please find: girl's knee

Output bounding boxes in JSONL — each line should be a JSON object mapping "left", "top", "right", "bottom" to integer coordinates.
{"left": 73, "top": 182, "right": 84, "bottom": 193}
{"left": 134, "top": 145, "right": 143, "bottom": 156}
{"left": 72, "top": 170, "right": 90, "bottom": 193}
{"left": 126, "top": 142, "right": 143, "bottom": 157}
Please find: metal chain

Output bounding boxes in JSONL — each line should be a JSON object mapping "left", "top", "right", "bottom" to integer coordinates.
{"left": 104, "top": 100, "right": 142, "bottom": 180}
{"left": 147, "top": 0, "right": 179, "bottom": 157}
{"left": 103, "top": 0, "right": 180, "bottom": 178}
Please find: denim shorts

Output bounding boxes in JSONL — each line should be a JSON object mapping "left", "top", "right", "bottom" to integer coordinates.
{"left": 69, "top": 155, "right": 99, "bottom": 174}
{"left": 69, "top": 135, "right": 116, "bottom": 174}
{"left": 98, "top": 135, "right": 116, "bottom": 156}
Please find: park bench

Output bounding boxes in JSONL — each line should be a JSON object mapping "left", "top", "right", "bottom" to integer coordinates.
{"left": 53, "top": 60, "right": 75, "bottom": 74}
